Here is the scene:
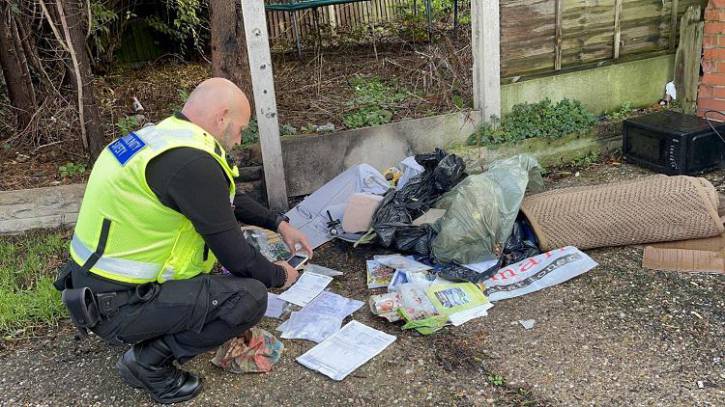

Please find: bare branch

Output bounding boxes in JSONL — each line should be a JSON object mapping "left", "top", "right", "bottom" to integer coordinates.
{"left": 55, "top": 0, "right": 89, "bottom": 151}
{"left": 37, "top": 0, "right": 70, "bottom": 53}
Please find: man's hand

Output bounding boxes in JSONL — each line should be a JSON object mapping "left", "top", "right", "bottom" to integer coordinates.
{"left": 277, "top": 221, "right": 314, "bottom": 259}
{"left": 275, "top": 261, "right": 300, "bottom": 289}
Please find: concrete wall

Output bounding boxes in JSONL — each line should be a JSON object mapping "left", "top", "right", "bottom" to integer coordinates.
{"left": 452, "top": 130, "right": 623, "bottom": 173}
{"left": 0, "top": 174, "right": 266, "bottom": 235}
{"left": 501, "top": 54, "right": 674, "bottom": 116}
{"left": 0, "top": 184, "right": 86, "bottom": 234}
{"left": 281, "top": 111, "right": 481, "bottom": 196}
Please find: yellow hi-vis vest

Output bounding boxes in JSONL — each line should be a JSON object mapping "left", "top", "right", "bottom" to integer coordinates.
{"left": 70, "top": 116, "right": 239, "bottom": 284}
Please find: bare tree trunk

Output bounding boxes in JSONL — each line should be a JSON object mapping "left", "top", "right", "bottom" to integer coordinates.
{"left": 210, "top": 0, "right": 254, "bottom": 112}
{"left": 0, "top": 3, "right": 37, "bottom": 130}
{"left": 59, "top": 0, "right": 105, "bottom": 159}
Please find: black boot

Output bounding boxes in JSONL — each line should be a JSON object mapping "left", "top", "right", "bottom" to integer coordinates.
{"left": 115, "top": 338, "right": 202, "bottom": 404}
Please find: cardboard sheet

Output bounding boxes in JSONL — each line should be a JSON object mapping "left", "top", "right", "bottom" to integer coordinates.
{"left": 643, "top": 233, "right": 725, "bottom": 274}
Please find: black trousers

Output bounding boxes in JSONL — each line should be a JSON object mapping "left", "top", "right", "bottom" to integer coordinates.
{"left": 67, "top": 262, "right": 268, "bottom": 363}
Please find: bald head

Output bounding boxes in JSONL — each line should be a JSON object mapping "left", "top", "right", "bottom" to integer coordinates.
{"left": 181, "top": 77, "right": 251, "bottom": 149}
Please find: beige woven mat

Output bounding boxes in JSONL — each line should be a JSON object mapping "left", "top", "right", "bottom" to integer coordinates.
{"left": 521, "top": 175, "right": 724, "bottom": 251}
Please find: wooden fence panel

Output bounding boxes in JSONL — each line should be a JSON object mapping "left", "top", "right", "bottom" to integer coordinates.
{"left": 500, "top": 0, "right": 557, "bottom": 78}
{"left": 262, "top": 1, "right": 704, "bottom": 77}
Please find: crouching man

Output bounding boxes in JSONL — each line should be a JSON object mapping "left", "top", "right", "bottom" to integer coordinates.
{"left": 54, "top": 78, "right": 311, "bottom": 404}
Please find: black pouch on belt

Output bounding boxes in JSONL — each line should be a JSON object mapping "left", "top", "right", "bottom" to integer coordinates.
{"left": 62, "top": 287, "right": 101, "bottom": 330}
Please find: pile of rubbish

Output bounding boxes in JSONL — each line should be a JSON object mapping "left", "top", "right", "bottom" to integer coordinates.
{"left": 224, "top": 149, "right": 725, "bottom": 381}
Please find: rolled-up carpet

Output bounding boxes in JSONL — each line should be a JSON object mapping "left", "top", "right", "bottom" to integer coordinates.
{"left": 521, "top": 175, "right": 724, "bottom": 251}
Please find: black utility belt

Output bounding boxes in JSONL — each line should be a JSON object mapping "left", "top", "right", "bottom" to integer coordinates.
{"left": 62, "top": 288, "right": 132, "bottom": 329}
{"left": 62, "top": 283, "right": 158, "bottom": 331}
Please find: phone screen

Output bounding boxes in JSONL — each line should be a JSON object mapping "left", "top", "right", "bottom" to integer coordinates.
{"left": 287, "top": 254, "right": 307, "bottom": 269}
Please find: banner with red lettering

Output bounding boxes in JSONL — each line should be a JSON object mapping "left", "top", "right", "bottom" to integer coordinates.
{"left": 483, "top": 246, "right": 598, "bottom": 302}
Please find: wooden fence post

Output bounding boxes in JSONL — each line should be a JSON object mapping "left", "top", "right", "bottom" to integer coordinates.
{"left": 241, "top": 0, "right": 289, "bottom": 211}
{"left": 613, "top": 0, "right": 623, "bottom": 59}
{"left": 670, "top": 0, "right": 679, "bottom": 51}
{"left": 472, "top": 0, "right": 501, "bottom": 121}
{"left": 554, "top": 0, "right": 563, "bottom": 70}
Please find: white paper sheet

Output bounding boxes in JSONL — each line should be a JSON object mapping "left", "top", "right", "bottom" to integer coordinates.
{"left": 448, "top": 303, "right": 494, "bottom": 326}
{"left": 302, "top": 291, "right": 364, "bottom": 319}
{"left": 278, "top": 272, "right": 333, "bottom": 307}
{"left": 264, "top": 293, "right": 288, "bottom": 319}
{"left": 463, "top": 259, "right": 499, "bottom": 274}
{"left": 296, "top": 320, "right": 396, "bottom": 381}
{"left": 373, "top": 254, "right": 431, "bottom": 273}
{"left": 305, "top": 264, "right": 344, "bottom": 277}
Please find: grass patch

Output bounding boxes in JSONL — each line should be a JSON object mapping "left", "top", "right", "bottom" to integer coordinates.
{"left": 0, "top": 230, "right": 69, "bottom": 337}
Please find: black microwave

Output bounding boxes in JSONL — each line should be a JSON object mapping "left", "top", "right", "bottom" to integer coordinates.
{"left": 623, "top": 110, "right": 725, "bottom": 175}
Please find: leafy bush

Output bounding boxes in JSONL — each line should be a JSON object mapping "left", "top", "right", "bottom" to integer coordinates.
{"left": 58, "top": 162, "right": 87, "bottom": 179}
{"left": 343, "top": 76, "right": 407, "bottom": 129}
{"left": 605, "top": 102, "right": 635, "bottom": 121}
{"left": 116, "top": 116, "right": 140, "bottom": 136}
{"left": 467, "top": 98, "right": 596, "bottom": 146}
{"left": 146, "top": 0, "right": 206, "bottom": 55}
{"left": 242, "top": 119, "right": 259, "bottom": 145}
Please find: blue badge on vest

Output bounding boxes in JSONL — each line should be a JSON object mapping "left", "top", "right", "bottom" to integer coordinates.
{"left": 108, "top": 132, "right": 146, "bottom": 165}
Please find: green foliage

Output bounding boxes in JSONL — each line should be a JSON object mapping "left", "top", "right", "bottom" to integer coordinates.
{"left": 396, "top": 0, "right": 458, "bottom": 41}
{"left": 178, "top": 88, "right": 190, "bottom": 103}
{"left": 58, "top": 162, "right": 87, "bottom": 179}
{"left": 343, "top": 108, "right": 394, "bottom": 129}
{"left": 89, "top": 1, "right": 119, "bottom": 56}
{"left": 487, "top": 374, "right": 505, "bottom": 386}
{"left": 146, "top": 0, "right": 206, "bottom": 55}
{"left": 242, "top": 119, "right": 259, "bottom": 145}
{"left": 467, "top": 99, "right": 596, "bottom": 146}
{"left": 606, "top": 102, "right": 635, "bottom": 121}
{"left": 343, "top": 76, "right": 407, "bottom": 129}
{"left": 0, "top": 232, "right": 68, "bottom": 336}
{"left": 571, "top": 151, "right": 600, "bottom": 168}
{"left": 116, "top": 116, "right": 140, "bottom": 136}
{"left": 280, "top": 124, "right": 297, "bottom": 137}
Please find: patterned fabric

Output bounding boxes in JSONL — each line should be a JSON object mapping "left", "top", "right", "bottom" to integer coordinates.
{"left": 211, "top": 328, "right": 284, "bottom": 373}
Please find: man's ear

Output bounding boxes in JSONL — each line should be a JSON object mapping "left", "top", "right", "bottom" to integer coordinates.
{"left": 218, "top": 108, "right": 230, "bottom": 125}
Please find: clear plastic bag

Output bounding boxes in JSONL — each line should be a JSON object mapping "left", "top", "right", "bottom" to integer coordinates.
{"left": 279, "top": 311, "right": 343, "bottom": 343}
{"left": 431, "top": 155, "right": 543, "bottom": 264}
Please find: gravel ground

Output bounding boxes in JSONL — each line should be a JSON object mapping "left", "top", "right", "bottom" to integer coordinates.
{"left": 1, "top": 164, "right": 724, "bottom": 406}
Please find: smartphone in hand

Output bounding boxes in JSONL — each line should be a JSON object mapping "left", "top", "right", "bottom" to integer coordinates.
{"left": 286, "top": 253, "right": 309, "bottom": 270}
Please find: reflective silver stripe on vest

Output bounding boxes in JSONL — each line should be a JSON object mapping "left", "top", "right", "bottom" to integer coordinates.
{"left": 71, "top": 234, "right": 160, "bottom": 280}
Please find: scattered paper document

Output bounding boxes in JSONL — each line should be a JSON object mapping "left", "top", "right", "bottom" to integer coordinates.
{"left": 278, "top": 272, "right": 333, "bottom": 307}
{"left": 264, "top": 293, "right": 288, "bottom": 319}
{"left": 463, "top": 258, "right": 499, "bottom": 274}
{"left": 519, "top": 319, "right": 536, "bottom": 330}
{"left": 296, "top": 320, "right": 396, "bottom": 381}
{"left": 280, "top": 311, "right": 343, "bottom": 343}
{"left": 305, "top": 264, "right": 344, "bottom": 277}
{"left": 302, "top": 291, "right": 364, "bottom": 319}
{"left": 373, "top": 254, "right": 431, "bottom": 273}
{"left": 449, "top": 303, "right": 494, "bottom": 327}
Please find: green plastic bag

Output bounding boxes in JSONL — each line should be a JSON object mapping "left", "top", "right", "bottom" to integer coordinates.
{"left": 432, "top": 155, "right": 543, "bottom": 264}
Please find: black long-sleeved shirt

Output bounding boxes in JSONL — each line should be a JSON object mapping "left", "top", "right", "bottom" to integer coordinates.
{"left": 144, "top": 146, "right": 286, "bottom": 288}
